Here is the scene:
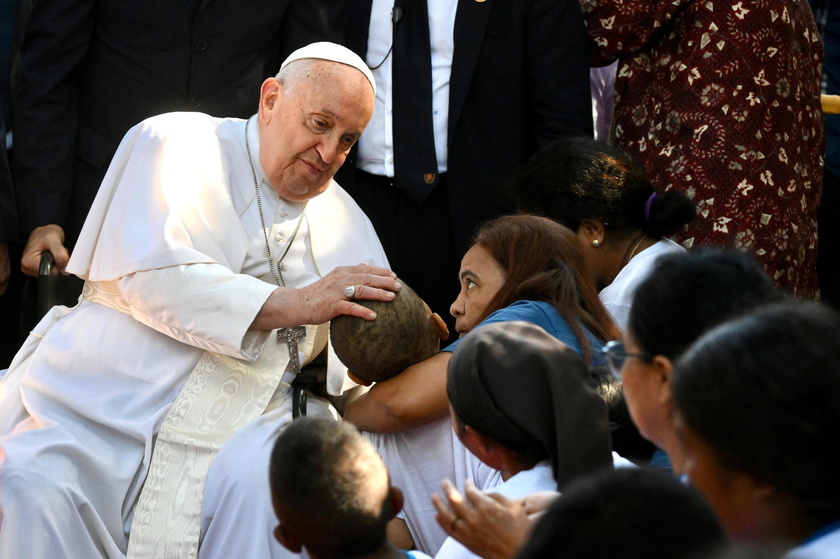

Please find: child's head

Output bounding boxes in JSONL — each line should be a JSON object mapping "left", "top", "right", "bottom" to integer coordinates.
{"left": 269, "top": 417, "right": 403, "bottom": 559}
{"left": 517, "top": 467, "right": 726, "bottom": 559}
{"left": 330, "top": 280, "right": 448, "bottom": 384}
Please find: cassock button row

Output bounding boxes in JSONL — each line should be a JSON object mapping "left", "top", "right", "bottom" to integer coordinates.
{"left": 195, "top": 39, "right": 207, "bottom": 51}
{"left": 274, "top": 233, "right": 284, "bottom": 243}
{"left": 190, "top": 97, "right": 201, "bottom": 108}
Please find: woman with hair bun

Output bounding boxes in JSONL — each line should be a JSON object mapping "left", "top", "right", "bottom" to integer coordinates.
{"left": 510, "top": 136, "right": 695, "bottom": 328}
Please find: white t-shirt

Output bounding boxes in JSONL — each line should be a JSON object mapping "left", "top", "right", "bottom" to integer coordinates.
{"left": 366, "top": 419, "right": 496, "bottom": 556}
{"left": 599, "top": 238, "right": 685, "bottom": 330}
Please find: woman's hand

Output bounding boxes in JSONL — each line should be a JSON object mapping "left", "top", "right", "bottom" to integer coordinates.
{"left": 431, "top": 479, "right": 556, "bottom": 559}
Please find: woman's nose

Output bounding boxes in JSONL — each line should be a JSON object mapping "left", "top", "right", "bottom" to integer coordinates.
{"left": 450, "top": 296, "right": 463, "bottom": 318}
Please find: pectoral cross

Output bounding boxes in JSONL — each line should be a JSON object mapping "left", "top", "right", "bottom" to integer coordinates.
{"left": 277, "top": 326, "right": 307, "bottom": 375}
{"left": 277, "top": 326, "right": 309, "bottom": 418}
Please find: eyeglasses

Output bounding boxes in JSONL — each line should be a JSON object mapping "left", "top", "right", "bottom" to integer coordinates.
{"left": 602, "top": 340, "right": 650, "bottom": 380}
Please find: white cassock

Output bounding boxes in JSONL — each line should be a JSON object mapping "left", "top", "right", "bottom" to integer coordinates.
{"left": 0, "top": 112, "right": 388, "bottom": 559}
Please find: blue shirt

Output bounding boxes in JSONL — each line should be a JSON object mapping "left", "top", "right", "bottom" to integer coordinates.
{"left": 442, "top": 300, "right": 605, "bottom": 365}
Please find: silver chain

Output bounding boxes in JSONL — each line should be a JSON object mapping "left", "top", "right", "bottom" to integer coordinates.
{"left": 245, "top": 119, "right": 306, "bottom": 287}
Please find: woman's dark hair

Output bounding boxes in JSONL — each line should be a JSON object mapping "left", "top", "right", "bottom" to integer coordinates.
{"left": 510, "top": 136, "right": 695, "bottom": 242}
{"left": 472, "top": 215, "right": 619, "bottom": 362}
{"left": 628, "top": 249, "right": 786, "bottom": 359}
{"left": 673, "top": 302, "right": 840, "bottom": 530}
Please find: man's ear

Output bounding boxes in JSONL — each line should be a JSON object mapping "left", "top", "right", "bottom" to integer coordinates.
{"left": 274, "top": 523, "right": 303, "bottom": 553}
{"left": 347, "top": 370, "right": 372, "bottom": 386}
{"left": 430, "top": 313, "right": 450, "bottom": 340}
{"left": 258, "top": 77, "right": 283, "bottom": 123}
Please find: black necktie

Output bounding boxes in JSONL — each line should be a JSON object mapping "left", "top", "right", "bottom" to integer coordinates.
{"left": 391, "top": 0, "right": 440, "bottom": 203}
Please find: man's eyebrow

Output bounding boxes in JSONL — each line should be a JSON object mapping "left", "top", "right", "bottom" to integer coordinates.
{"left": 307, "top": 108, "right": 364, "bottom": 137}
{"left": 318, "top": 108, "right": 340, "bottom": 120}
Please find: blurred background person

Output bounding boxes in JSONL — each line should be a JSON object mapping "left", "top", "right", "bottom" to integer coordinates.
{"left": 581, "top": 0, "right": 824, "bottom": 298}
{"left": 673, "top": 302, "right": 840, "bottom": 554}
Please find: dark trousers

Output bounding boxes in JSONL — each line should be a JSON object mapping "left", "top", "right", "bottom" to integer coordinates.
{"left": 0, "top": 241, "right": 25, "bottom": 368}
{"left": 344, "top": 170, "right": 461, "bottom": 346}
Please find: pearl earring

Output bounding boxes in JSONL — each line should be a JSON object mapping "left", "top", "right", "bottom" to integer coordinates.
{"left": 592, "top": 239, "right": 601, "bottom": 247}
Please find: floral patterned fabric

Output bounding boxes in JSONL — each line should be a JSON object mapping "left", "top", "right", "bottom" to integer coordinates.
{"left": 582, "top": 0, "right": 825, "bottom": 297}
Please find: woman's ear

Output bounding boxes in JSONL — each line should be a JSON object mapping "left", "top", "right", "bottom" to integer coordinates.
{"left": 461, "top": 425, "right": 507, "bottom": 471}
{"left": 650, "top": 354, "right": 674, "bottom": 404}
{"left": 578, "top": 219, "right": 606, "bottom": 247}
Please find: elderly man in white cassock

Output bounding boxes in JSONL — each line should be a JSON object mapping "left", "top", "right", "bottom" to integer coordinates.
{"left": 0, "top": 43, "right": 396, "bottom": 559}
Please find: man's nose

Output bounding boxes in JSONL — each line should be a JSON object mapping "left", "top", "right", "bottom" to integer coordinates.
{"left": 316, "top": 136, "right": 341, "bottom": 165}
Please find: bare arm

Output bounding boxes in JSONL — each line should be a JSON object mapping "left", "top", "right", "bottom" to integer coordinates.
{"left": 342, "top": 351, "right": 451, "bottom": 433}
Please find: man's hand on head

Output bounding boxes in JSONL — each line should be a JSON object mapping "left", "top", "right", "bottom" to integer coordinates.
{"left": 250, "top": 264, "right": 401, "bottom": 330}
{"left": 21, "top": 224, "right": 70, "bottom": 277}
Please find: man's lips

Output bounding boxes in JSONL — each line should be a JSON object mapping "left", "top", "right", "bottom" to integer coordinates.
{"left": 300, "top": 159, "right": 326, "bottom": 174}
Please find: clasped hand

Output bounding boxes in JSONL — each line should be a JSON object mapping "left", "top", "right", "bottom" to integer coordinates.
{"left": 431, "top": 479, "right": 559, "bottom": 559}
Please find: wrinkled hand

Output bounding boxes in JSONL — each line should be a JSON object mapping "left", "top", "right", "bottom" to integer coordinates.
{"left": 0, "top": 241, "right": 9, "bottom": 295}
{"left": 251, "top": 263, "right": 401, "bottom": 330}
{"left": 21, "top": 224, "right": 69, "bottom": 277}
{"left": 432, "top": 479, "right": 532, "bottom": 559}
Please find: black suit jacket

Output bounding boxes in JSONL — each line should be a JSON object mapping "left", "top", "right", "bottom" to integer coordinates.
{"left": 12, "top": 0, "right": 344, "bottom": 246}
{"left": 0, "top": 107, "right": 15, "bottom": 243}
{"left": 343, "top": 0, "right": 593, "bottom": 253}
